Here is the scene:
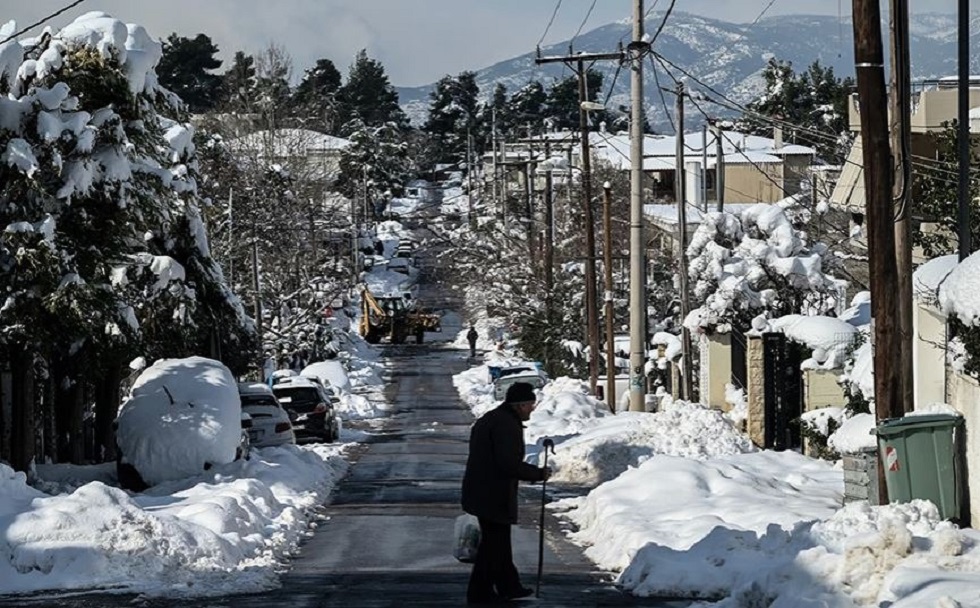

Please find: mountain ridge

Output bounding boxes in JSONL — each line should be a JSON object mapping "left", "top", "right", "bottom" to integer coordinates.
{"left": 398, "top": 11, "right": 980, "bottom": 131}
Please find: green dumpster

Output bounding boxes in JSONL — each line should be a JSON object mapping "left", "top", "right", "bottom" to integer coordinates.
{"left": 874, "top": 413, "right": 964, "bottom": 521}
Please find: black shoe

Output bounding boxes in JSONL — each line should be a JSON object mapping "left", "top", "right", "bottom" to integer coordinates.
{"left": 500, "top": 586, "right": 534, "bottom": 600}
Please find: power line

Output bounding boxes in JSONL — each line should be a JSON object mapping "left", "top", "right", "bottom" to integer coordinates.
{"left": 537, "top": 0, "right": 564, "bottom": 49}
{"left": 648, "top": 0, "right": 678, "bottom": 47}
{"left": 0, "top": 0, "right": 88, "bottom": 47}
{"left": 730, "top": 0, "right": 779, "bottom": 46}
{"left": 570, "top": 0, "right": 599, "bottom": 48}
{"left": 651, "top": 50, "right": 976, "bottom": 185}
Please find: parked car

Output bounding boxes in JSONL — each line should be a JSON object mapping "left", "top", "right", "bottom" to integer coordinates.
{"left": 237, "top": 382, "right": 296, "bottom": 448}
{"left": 115, "top": 357, "right": 247, "bottom": 490}
{"left": 387, "top": 257, "right": 411, "bottom": 275}
{"left": 271, "top": 376, "right": 339, "bottom": 443}
{"left": 301, "top": 360, "right": 351, "bottom": 392}
{"left": 492, "top": 369, "right": 549, "bottom": 401}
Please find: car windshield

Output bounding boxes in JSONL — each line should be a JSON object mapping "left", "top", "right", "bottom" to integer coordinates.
{"left": 241, "top": 394, "right": 279, "bottom": 407}
{"left": 272, "top": 387, "right": 321, "bottom": 413}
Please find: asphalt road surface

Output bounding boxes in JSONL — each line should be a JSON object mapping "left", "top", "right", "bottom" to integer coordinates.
{"left": 10, "top": 343, "right": 691, "bottom": 608}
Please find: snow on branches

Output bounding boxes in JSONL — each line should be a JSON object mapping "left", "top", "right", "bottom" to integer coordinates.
{"left": 684, "top": 199, "right": 847, "bottom": 333}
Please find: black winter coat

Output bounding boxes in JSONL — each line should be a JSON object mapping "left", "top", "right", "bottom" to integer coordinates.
{"left": 461, "top": 404, "right": 544, "bottom": 524}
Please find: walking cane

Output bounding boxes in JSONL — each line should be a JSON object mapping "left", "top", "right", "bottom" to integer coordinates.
{"left": 536, "top": 437, "right": 555, "bottom": 599}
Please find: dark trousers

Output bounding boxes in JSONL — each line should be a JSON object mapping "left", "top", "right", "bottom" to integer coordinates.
{"left": 467, "top": 518, "right": 522, "bottom": 599}
{"left": 469, "top": 342, "right": 477, "bottom": 358}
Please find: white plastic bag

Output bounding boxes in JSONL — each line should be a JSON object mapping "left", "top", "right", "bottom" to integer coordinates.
{"left": 453, "top": 513, "right": 481, "bottom": 563}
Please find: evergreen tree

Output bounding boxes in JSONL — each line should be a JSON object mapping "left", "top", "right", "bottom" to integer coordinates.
{"left": 337, "top": 49, "right": 407, "bottom": 129}
{"left": 546, "top": 69, "right": 606, "bottom": 131}
{"left": 505, "top": 81, "right": 548, "bottom": 137}
{"left": 738, "top": 59, "right": 854, "bottom": 163}
{"left": 220, "top": 51, "right": 257, "bottom": 113}
{"left": 337, "top": 119, "right": 411, "bottom": 212}
{"left": 156, "top": 33, "right": 223, "bottom": 112}
{"left": 291, "top": 58, "right": 343, "bottom": 132}
{"left": 423, "top": 71, "right": 482, "bottom": 164}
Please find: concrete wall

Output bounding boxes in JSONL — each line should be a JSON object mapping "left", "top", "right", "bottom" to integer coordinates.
{"left": 941, "top": 370, "right": 980, "bottom": 525}
{"left": 723, "top": 163, "right": 784, "bottom": 204}
{"left": 915, "top": 302, "right": 948, "bottom": 409}
{"left": 699, "top": 333, "right": 732, "bottom": 411}
{"left": 804, "top": 368, "right": 847, "bottom": 411}
{"left": 746, "top": 335, "right": 766, "bottom": 447}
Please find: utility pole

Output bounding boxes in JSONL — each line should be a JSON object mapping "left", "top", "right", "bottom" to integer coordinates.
{"left": 536, "top": 49, "right": 625, "bottom": 394}
{"left": 492, "top": 108, "right": 499, "bottom": 209}
{"left": 545, "top": 140, "right": 555, "bottom": 376}
{"left": 853, "top": 0, "right": 901, "bottom": 501}
{"left": 958, "top": 0, "right": 972, "bottom": 261}
{"left": 675, "top": 82, "right": 694, "bottom": 401}
{"left": 251, "top": 235, "right": 264, "bottom": 380}
{"left": 701, "top": 125, "right": 709, "bottom": 212}
{"left": 628, "top": 0, "right": 648, "bottom": 412}
{"left": 603, "top": 182, "right": 617, "bottom": 412}
{"left": 713, "top": 122, "right": 725, "bottom": 212}
{"left": 467, "top": 126, "right": 475, "bottom": 229}
{"left": 227, "top": 188, "right": 234, "bottom": 286}
{"left": 527, "top": 124, "right": 537, "bottom": 266}
{"left": 890, "top": 0, "right": 914, "bottom": 414}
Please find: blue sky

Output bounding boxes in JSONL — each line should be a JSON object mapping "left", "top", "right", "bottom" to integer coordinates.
{"left": 2, "top": 1, "right": 962, "bottom": 86}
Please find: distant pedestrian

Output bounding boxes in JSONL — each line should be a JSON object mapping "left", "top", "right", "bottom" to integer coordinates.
{"left": 461, "top": 382, "right": 550, "bottom": 604}
{"left": 466, "top": 325, "right": 478, "bottom": 358}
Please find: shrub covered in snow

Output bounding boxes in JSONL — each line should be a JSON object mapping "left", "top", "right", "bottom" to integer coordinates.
{"left": 685, "top": 201, "right": 847, "bottom": 333}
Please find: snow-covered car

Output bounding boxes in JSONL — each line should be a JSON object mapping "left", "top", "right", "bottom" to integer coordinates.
{"left": 301, "top": 360, "right": 351, "bottom": 393}
{"left": 271, "top": 377, "right": 339, "bottom": 443}
{"left": 237, "top": 382, "right": 296, "bottom": 448}
{"left": 387, "top": 257, "right": 411, "bottom": 275}
{"left": 115, "top": 357, "right": 246, "bottom": 489}
{"left": 492, "top": 369, "right": 549, "bottom": 402}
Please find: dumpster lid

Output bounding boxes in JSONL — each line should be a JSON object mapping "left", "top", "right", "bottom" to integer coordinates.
{"left": 874, "top": 413, "right": 963, "bottom": 434}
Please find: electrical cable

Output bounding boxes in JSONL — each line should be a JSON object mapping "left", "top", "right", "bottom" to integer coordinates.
{"left": 570, "top": 0, "right": 598, "bottom": 48}
{"left": 648, "top": 0, "right": 678, "bottom": 48}
{"left": 0, "top": 0, "right": 88, "bottom": 47}
{"left": 537, "top": 0, "right": 564, "bottom": 49}
{"left": 651, "top": 50, "right": 977, "bottom": 185}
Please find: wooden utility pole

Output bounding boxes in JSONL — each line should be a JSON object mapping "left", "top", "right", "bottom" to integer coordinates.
{"left": 628, "top": 0, "right": 648, "bottom": 412}
{"left": 853, "top": 0, "right": 901, "bottom": 501}
{"left": 890, "top": 0, "right": 914, "bottom": 414}
{"left": 536, "top": 49, "right": 624, "bottom": 394}
{"left": 675, "top": 82, "right": 694, "bottom": 401}
{"left": 958, "top": 0, "right": 972, "bottom": 261}
{"left": 603, "top": 182, "right": 617, "bottom": 412}
{"left": 544, "top": 140, "right": 555, "bottom": 376}
{"left": 713, "top": 122, "right": 725, "bottom": 212}
{"left": 252, "top": 235, "right": 264, "bottom": 380}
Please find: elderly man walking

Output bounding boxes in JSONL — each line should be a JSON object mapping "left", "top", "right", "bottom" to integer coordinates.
{"left": 460, "top": 382, "right": 550, "bottom": 604}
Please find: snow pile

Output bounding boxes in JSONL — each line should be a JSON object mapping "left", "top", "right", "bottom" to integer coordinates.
{"left": 939, "top": 250, "right": 980, "bottom": 325}
{"left": 841, "top": 341, "right": 874, "bottom": 402}
{"left": 0, "top": 443, "right": 349, "bottom": 597}
{"left": 115, "top": 357, "right": 241, "bottom": 486}
{"left": 839, "top": 291, "right": 872, "bottom": 328}
{"left": 724, "top": 383, "right": 748, "bottom": 429}
{"left": 916, "top": 254, "right": 959, "bottom": 306}
{"left": 767, "top": 314, "right": 857, "bottom": 369}
{"left": 685, "top": 203, "right": 846, "bottom": 331}
{"left": 525, "top": 377, "right": 610, "bottom": 443}
{"left": 540, "top": 400, "right": 756, "bottom": 485}
{"left": 828, "top": 412, "right": 877, "bottom": 453}
{"left": 559, "top": 451, "right": 842, "bottom": 588}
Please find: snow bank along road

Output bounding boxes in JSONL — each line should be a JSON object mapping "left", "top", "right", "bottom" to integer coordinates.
{"left": 26, "top": 343, "right": 688, "bottom": 607}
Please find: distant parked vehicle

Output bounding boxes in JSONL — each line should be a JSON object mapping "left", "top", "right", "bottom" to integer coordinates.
{"left": 271, "top": 376, "right": 339, "bottom": 443}
{"left": 492, "top": 369, "right": 549, "bottom": 401}
{"left": 237, "top": 382, "right": 296, "bottom": 448}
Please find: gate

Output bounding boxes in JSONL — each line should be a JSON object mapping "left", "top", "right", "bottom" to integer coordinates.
{"left": 731, "top": 326, "right": 747, "bottom": 392}
{"left": 762, "top": 332, "right": 803, "bottom": 451}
